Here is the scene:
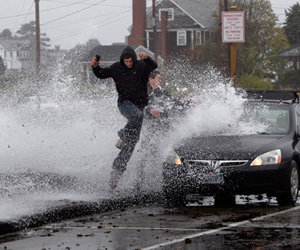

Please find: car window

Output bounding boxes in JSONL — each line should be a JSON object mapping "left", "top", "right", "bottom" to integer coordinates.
{"left": 240, "top": 102, "right": 290, "bottom": 135}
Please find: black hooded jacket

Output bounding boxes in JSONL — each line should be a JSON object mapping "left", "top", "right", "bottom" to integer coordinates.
{"left": 92, "top": 46, "right": 157, "bottom": 109}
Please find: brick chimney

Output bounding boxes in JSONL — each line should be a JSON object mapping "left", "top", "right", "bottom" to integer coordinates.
{"left": 128, "top": 0, "right": 146, "bottom": 46}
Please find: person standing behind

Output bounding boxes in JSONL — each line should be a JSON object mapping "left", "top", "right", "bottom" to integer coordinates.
{"left": 136, "top": 70, "right": 193, "bottom": 190}
{"left": 91, "top": 46, "right": 157, "bottom": 189}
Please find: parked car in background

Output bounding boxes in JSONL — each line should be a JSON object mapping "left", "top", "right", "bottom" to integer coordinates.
{"left": 163, "top": 90, "right": 300, "bottom": 207}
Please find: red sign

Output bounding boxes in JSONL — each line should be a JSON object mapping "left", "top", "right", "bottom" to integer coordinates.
{"left": 222, "top": 11, "right": 245, "bottom": 43}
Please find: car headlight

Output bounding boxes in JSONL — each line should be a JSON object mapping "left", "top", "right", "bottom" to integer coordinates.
{"left": 166, "top": 149, "right": 182, "bottom": 165}
{"left": 250, "top": 149, "right": 281, "bottom": 166}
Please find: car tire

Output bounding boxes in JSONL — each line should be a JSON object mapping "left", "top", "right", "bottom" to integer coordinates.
{"left": 276, "top": 160, "right": 299, "bottom": 206}
{"left": 214, "top": 192, "right": 236, "bottom": 207}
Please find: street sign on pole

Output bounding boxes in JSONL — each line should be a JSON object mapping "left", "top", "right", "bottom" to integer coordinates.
{"left": 222, "top": 11, "right": 245, "bottom": 43}
{"left": 222, "top": 9, "right": 245, "bottom": 87}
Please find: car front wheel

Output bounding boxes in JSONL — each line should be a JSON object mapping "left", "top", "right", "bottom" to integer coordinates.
{"left": 276, "top": 160, "right": 299, "bottom": 206}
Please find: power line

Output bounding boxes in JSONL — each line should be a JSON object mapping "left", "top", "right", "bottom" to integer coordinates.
{"left": 41, "top": 0, "right": 106, "bottom": 26}
{"left": 41, "top": 0, "right": 95, "bottom": 5}
{"left": 21, "top": 1, "right": 34, "bottom": 26}
{"left": 50, "top": 10, "right": 129, "bottom": 41}
{"left": 12, "top": 0, "right": 29, "bottom": 31}
{"left": 41, "top": 0, "right": 131, "bottom": 8}
{"left": 43, "top": 2, "right": 130, "bottom": 30}
{"left": 44, "top": 11, "right": 118, "bottom": 30}
{"left": 0, "top": 0, "right": 95, "bottom": 20}
{"left": 50, "top": 9, "right": 129, "bottom": 43}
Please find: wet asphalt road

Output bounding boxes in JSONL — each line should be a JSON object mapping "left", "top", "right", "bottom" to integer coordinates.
{"left": 1, "top": 197, "right": 300, "bottom": 250}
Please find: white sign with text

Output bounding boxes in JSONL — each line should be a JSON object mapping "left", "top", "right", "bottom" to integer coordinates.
{"left": 222, "top": 11, "right": 245, "bottom": 43}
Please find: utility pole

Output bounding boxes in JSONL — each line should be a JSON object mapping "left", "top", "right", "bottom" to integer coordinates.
{"left": 224, "top": 0, "right": 230, "bottom": 74}
{"left": 35, "top": 0, "right": 41, "bottom": 73}
{"left": 152, "top": 0, "right": 157, "bottom": 61}
{"left": 218, "top": 0, "right": 222, "bottom": 70}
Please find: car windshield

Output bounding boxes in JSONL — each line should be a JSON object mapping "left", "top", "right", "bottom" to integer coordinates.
{"left": 239, "top": 102, "right": 290, "bottom": 135}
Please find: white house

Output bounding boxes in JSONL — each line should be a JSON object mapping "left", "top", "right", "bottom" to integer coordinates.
{"left": 0, "top": 40, "right": 25, "bottom": 70}
{"left": 0, "top": 39, "right": 67, "bottom": 72}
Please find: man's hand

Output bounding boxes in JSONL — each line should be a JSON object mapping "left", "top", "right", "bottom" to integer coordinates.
{"left": 150, "top": 108, "right": 160, "bottom": 118}
{"left": 91, "top": 56, "right": 100, "bottom": 68}
{"left": 138, "top": 52, "right": 148, "bottom": 60}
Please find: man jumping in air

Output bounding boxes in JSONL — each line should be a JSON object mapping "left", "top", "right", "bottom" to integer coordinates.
{"left": 91, "top": 46, "right": 157, "bottom": 189}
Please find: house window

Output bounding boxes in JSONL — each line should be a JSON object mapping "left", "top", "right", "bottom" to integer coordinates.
{"left": 177, "top": 31, "right": 187, "bottom": 46}
{"left": 196, "top": 31, "right": 201, "bottom": 45}
{"left": 159, "top": 8, "right": 174, "bottom": 21}
{"left": 20, "top": 51, "right": 30, "bottom": 58}
{"left": 205, "top": 31, "right": 210, "bottom": 43}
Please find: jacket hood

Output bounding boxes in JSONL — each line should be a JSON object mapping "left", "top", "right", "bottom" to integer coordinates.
{"left": 175, "top": 134, "right": 285, "bottom": 161}
{"left": 120, "top": 46, "right": 137, "bottom": 66}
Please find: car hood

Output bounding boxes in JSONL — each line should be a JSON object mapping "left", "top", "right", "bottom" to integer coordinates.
{"left": 175, "top": 134, "right": 285, "bottom": 160}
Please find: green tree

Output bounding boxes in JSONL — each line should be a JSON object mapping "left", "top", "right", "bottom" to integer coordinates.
{"left": 66, "top": 38, "right": 100, "bottom": 61}
{"left": 0, "top": 56, "right": 6, "bottom": 76}
{"left": 236, "top": 74, "right": 275, "bottom": 90}
{"left": 234, "top": 0, "right": 289, "bottom": 79}
{"left": 191, "top": 0, "right": 289, "bottom": 85}
{"left": 0, "top": 29, "right": 13, "bottom": 40}
{"left": 16, "top": 21, "right": 51, "bottom": 69}
{"left": 284, "top": 3, "right": 300, "bottom": 46}
{"left": 64, "top": 38, "right": 101, "bottom": 77}
{"left": 17, "top": 21, "right": 51, "bottom": 48}
{"left": 280, "top": 69, "right": 300, "bottom": 88}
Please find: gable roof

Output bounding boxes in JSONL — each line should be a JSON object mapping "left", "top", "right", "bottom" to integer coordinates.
{"left": 0, "top": 39, "right": 30, "bottom": 51}
{"left": 172, "top": 0, "right": 219, "bottom": 29}
{"left": 146, "top": 0, "right": 219, "bottom": 30}
{"left": 278, "top": 43, "right": 300, "bottom": 57}
{"left": 0, "top": 40, "right": 13, "bottom": 50}
{"left": 89, "top": 44, "right": 137, "bottom": 62}
{"left": 88, "top": 44, "right": 162, "bottom": 65}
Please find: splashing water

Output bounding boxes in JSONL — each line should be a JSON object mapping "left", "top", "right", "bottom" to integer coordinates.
{"left": 0, "top": 64, "right": 124, "bottom": 221}
{"left": 0, "top": 62, "right": 261, "bottom": 221}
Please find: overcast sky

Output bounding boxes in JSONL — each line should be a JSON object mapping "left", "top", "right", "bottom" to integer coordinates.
{"left": 0, "top": 0, "right": 298, "bottom": 50}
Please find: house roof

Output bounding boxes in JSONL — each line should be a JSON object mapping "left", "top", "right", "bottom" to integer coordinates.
{"left": 89, "top": 44, "right": 138, "bottom": 62}
{"left": 88, "top": 44, "right": 163, "bottom": 65}
{"left": 146, "top": 0, "right": 219, "bottom": 30}
{"left": 0, "top": 39, "right": 30, "bottom": 51}
{"left": 0, "top": 40, "right": 13, "bottom": 50}
{"left": 278, "top": 43, "right": 300, "bottom": 57}
{"left": 172, "top": 0, "right": 219, "bottom": 29}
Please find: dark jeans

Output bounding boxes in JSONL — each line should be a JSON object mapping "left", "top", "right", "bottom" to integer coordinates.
{"left": 112, "top": 100, "right": 144, "bottom": 172}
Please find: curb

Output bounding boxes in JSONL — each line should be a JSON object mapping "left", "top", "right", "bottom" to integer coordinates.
{"left": 0, "top": 191, "right": 162, "bottom": 236}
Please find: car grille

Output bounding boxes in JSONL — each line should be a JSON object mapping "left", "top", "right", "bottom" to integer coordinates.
{"left": 184, "top": 160, "right": 248, "bottom": 173}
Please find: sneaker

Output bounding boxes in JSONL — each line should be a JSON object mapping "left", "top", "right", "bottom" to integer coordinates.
{"left": 109, "top": 169, "right": 123, "bottom": 189}
{"left": 115, "top": 139, "right": 127, "bottom": 149}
